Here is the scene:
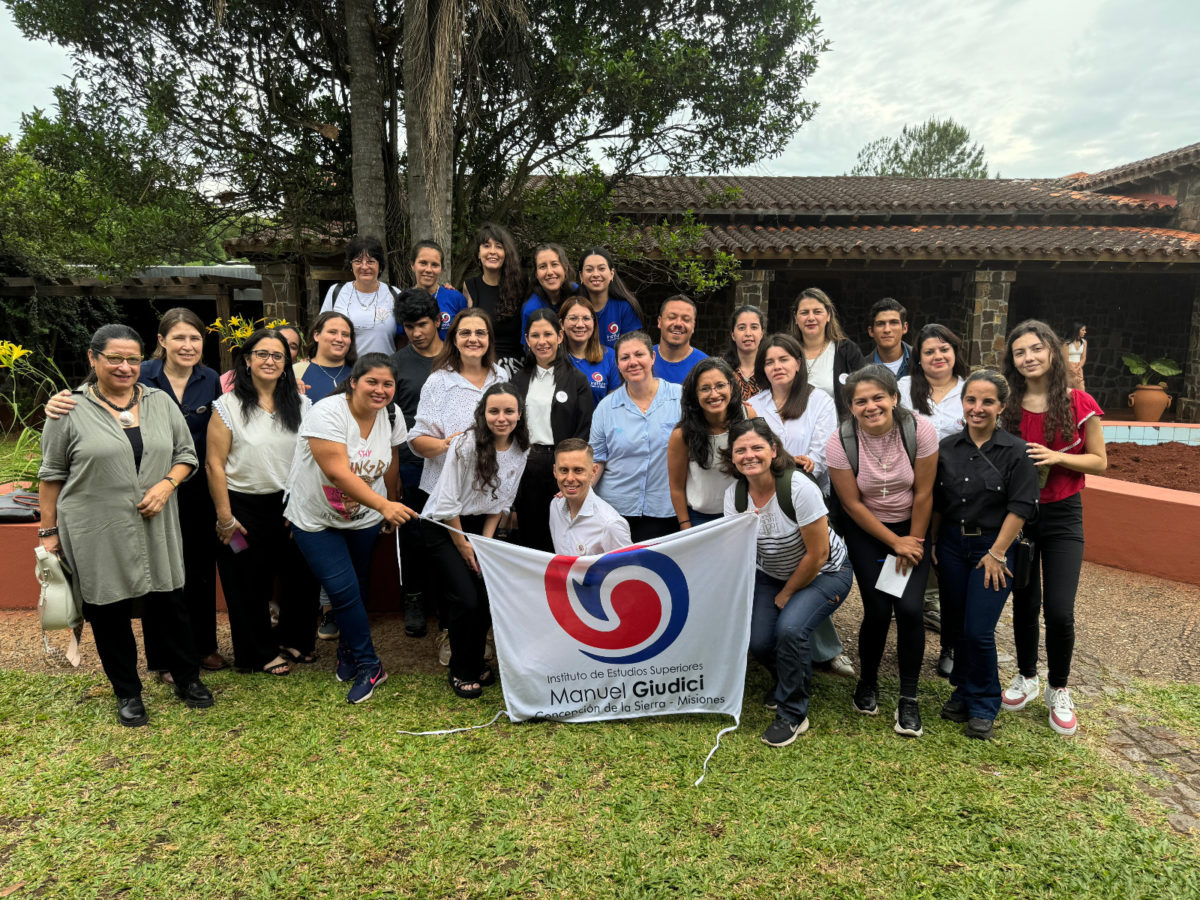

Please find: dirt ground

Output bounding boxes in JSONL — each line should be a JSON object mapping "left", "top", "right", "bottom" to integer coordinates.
{"left": 6, "top": 557, "right": 1198, "bottom": 686}
{"left": 1104, "top": 442, "right": 1200, "bottom": 493}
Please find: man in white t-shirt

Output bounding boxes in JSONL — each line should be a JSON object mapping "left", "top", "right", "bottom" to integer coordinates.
{"left": 861, "top": 297, "right": 912, "bottom": 378}
{"left": 549, "top": 439, "right": 631, "bottom": 556}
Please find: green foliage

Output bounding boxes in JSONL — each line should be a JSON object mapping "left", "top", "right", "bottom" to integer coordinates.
{"left": 849, "top": 117, "right": 992, "bottom": 178}
{"left": 2, "top": 667, "right": 1200, "bottom": 896}
{"left": 0, "top": 341, "right": 67, "bottom": 485}
{"left": 1122, "top": 353, "right": 1183, "bottom": 385}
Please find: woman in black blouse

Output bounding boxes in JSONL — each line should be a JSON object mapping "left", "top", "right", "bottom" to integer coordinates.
{"left": 931, "top": 370, "right": 1039, "bottom": 740}
{"left": 463, "top": 223, "right": 526, "bottom": 375}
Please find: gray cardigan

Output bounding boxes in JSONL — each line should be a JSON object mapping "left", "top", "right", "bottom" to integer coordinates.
{"left": 39, "top": 385, "right": 197, "bottom": 606}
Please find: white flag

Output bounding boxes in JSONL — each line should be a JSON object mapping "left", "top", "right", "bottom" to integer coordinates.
{"left": 470, "top": 513, "right": 758, "bottom": 724}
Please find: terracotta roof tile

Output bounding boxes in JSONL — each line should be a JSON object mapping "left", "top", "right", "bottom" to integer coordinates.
{"left": 649, "top": 224, "right": 1200, "bottom": 263}
{"left": 606, "top": 175, "right": 1174, "bottom": 215}
{"left": 1067, "top": 142, "right": 1200, "bottom": 191}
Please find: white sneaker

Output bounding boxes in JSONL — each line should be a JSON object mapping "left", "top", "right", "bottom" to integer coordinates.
{"left": 436, "top": 629, "right": 451, "bottom": 667}
{"left": 1046, "top": 686, "right": 1078, "bottom": 736}
{"left": 1001, "top": 673, "right": 1040, "bottom": 711}
{"left": 829, "top": 654, "right": 855, "bottom": 678}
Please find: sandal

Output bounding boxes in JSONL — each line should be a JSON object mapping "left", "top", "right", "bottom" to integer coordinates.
{"left": 449, "top": 672, "right": 482, "bottom": 699}
{"left": 261, "top": 656, "right": 291, "bottom": 676}
{"left": 279, "top": 646, "right": 319, "bottom": 665}
{"left": 478, "top": 666, "right": 496, "bottom": 687}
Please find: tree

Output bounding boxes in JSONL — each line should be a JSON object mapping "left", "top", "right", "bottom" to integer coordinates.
{"left": 849, "top": 117, "right": 991, "bottom": 178}
{"left": 6, "top": 0, "right": 829, "bottom": 280}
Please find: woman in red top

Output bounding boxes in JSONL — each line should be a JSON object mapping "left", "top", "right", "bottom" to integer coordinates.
{"left": 999, "top": 320, "right": 1106, "bottom": 736}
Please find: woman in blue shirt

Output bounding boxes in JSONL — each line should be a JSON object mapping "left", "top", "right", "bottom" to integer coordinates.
{"left": 519, "top": 243, "right": 578, "bottom": 340}
{"left": 408, "top": 239, "right": 467, "bottom": 340}
{"left": 296, "top": 311, "right": 357, "bottom": 403}
{"left": 559, "top": 295, "right": 620, "bottom": 407}
{"left": 577, "top": 247, "right": 643, "bottom": 349}
{"left": 589, "top": 331, "right": 681, "bottom": 543}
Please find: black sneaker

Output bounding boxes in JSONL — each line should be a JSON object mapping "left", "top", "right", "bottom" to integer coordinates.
{"left": 852, "top": 681, "right": 879, "bottom": 716}
{"left": 940, "top": 697, "right": 969, "bottom": 723}
{"left": 763, "top": 686, "right": 778, "bottom": 710}
{"left": 335, "top": 644, "right": 356, "bottom": 683}
{"left": 936, "top": 648, "right": 955, "bottom": 679}
{"left": 174, "top": 678, "right": 215, "bottom": 709}
{"left": 894, "top": 697, "right": 924, "bottom": 737}
{"left": 965, "top": 717, "right": 995, "bottom": 740}
{"left": 117, "top": 696, "right": 148, "bottom": 727}
{"left": 317, "top": 609, "right": 340, "bottom": 641}
{"left": 404, "top": 593, "right": 427, "bottom": 638}
{"left": 347, "top": 663, "right": 387, "bottom": 704}
{"left": 761, "top": 715, "right": 809, "bottom": 747}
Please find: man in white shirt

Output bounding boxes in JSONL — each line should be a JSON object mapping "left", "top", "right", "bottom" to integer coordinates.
{"left": 549, "top": 439, "right": 631, "bottom": 556}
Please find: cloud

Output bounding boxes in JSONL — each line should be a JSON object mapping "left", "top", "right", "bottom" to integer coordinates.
{"left": 0, "top": 11, "right": 72, "bottom": 138}
{"left": 743, "top": 0, "right": 1200, "bottom": 178}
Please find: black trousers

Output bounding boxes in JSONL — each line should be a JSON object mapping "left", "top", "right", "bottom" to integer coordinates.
{"left": 1011, "top": 493, "right": 1084, "bottom": 688}
{"left": 85, "top": 590, "right": 198, "bottom": 699}
{"left": 215, "top": 490, "right": 318, "bottom": 670}
{"left": 145, "top": 475, "right": 218, "bottom": 667}
{"left": 426, "top": 515, "right": 490, "bottom": 681}
{"left": 626, "top": 516, "right": 678, "bottom": 544}
{"left": 513, "top": 445, "right": 557, "bottom": 553}
{"left": 843, "top": 517, "right": 930, "bottom": 698}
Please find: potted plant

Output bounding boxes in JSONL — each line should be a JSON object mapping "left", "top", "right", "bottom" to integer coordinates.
{"left": 1123, "top": 353, "right": 1182, "bottom": 422}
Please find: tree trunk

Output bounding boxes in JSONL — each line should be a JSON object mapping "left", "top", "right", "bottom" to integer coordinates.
{"left": 404, "top": 0, "right": 456, "bottom": 275}
{"left": 344, "top": 0, "right": 390, "bottom": 274}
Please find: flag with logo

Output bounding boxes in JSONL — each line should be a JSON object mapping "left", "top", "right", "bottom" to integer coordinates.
{"left": 470, "top": 513, "right": 758, "bottom": 725}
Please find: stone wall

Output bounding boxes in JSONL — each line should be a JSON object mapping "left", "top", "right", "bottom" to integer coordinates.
{"left": 1009, "top": 271, "right": 1195, "bottom": 413}
{"left": 1176, "top": 282, "right": 1200, "bottom": 422}
{"left": 1110, "top": 172, "right": 1200, "bottom": 234}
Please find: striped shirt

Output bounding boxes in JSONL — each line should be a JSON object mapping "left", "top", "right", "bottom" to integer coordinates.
{"left": 723, "top": 474, "right": 848, "bottom": 581}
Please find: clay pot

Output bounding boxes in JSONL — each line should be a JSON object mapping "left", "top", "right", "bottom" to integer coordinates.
{"left": 1128, "top": 383, "right": 1172, "bottom": 422}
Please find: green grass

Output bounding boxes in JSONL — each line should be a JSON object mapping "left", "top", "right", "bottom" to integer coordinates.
{"left": 1, "top": 667, "right": 1198, "bottom": 899}
{"left": 1114, "top": 681, "right": 1200, "bottom": 740}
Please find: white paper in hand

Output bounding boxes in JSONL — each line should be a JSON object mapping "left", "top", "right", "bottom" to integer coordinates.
{"left": 875, "top": 554, "right": 913, "bottom": 598}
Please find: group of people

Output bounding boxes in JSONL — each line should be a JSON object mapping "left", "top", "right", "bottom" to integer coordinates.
{"left": 37, "top": 226, "right": 1105, "bottom": 751}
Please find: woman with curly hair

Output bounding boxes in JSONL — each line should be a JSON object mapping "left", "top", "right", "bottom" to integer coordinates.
{"left": 423, "top": 383, "right": 530, "bottom": 697}
{"left": 463, "top": 223, "right": 526, "bottom": 373}
{"left": 667, "top": 358, "right": 755, "bottom": 529}
{"left": 999, "top": 320, "right": 1106, "bottom": 737}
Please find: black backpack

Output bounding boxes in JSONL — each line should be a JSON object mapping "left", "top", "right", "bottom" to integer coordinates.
{"left": 732, "top": 467, "right": 824, "bottom": 522}
{"left": 836, "top": 406, "right": 919, "bottom": 475}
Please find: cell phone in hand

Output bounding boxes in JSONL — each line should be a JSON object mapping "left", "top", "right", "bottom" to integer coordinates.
{"left": 229, "top": 531, "right": 249, "bottom": 553}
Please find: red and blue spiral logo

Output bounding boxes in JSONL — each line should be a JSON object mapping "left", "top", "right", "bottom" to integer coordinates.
{"left": 544, "top": 547, "right": 690, "bottom": 664}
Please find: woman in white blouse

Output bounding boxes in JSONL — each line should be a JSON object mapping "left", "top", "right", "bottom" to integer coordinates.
{"left": 898, "top": 324, "right": 969, "bottom": 442}
{"left": 408, "top": 309, "right": 505, "bottom": 495}
{"left": 320, "top": 235, "right": 401, "bottom": 356}
{"left": 424, "top": 384, "right": 530, "bottom": 698}
{"left": 207, "top": 328, "right": 315, "bottom": 677}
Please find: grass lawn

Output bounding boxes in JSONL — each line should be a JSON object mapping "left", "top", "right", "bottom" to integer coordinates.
{"left": 1, "top": 666, "right": 1197, "bottom": 899}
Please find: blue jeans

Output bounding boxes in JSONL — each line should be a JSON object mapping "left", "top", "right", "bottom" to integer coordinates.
{"left": 749, "top": 565, "right": 853, "bottom": 724}
{"left": 292, "top": 525, "right": 382, "bottom": 673}
{"left": 687, "top": 507, "right": 723, "bottom": 527}
{"left": 936, "top": 529, "right": 1015, "bottom": 721}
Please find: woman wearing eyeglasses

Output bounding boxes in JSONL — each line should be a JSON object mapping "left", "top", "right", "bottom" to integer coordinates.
{"left": 321, "top": 235, "right": 401, "bottom": 356}
{"left": 207, "top": 328, "right": 318, "bottom": 677}
{"left": 39, "top": 325, "right": 211, "bottom": 727}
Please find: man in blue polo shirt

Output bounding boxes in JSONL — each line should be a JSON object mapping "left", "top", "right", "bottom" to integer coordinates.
{"left": 652, "top": 294, "right": 707, "bottom": 383}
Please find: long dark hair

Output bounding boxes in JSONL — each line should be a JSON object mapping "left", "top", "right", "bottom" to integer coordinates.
{"left": 232, "top": 328, "right": 304, "bottom": 431}
{"left": 755, "top": 333, "right": 813, "bottom": 420}
{"left": 723, "top": 305, "right": 765, "bottom": 368}
{"left": 720, "top": 417, "right": 796, "bottom": 480}
{"left": 519, "top": 308, "right": 567, "bottom": 374}
{"left": 473, "top": 223, "right": 525, "bottom": 317}
{"left": 679, "top": 358, "right": 746, "bottom": 469}
{"left": 86, "top": 324, "right": 144, "bottom": 385}
{"left": 1068, "top": 321, "right": 1087, "bottom": 344}
{"left": 908, "top": 324, "right": 969, "bottom": 415}
{"left": 461, "top": 383, "right": 530, "bottom": 499}
{"left": 530, "top": 243, "right": 575, "bottom": 306}
{"left": 307, "top": 311, "right": 358, "bottom": 368}
{"left": 577, "top": 246, "right": 645, "bottom": 321}
{"left": 1001, "top": 319, "right": 1073, "bottom": 442}
{"left": 432, "top": 309, "right": 497, "bottom": 373}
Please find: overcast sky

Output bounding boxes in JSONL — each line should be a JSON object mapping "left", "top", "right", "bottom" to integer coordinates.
{"left": 3, "top": 1, "right": 1198, "bottom": 178}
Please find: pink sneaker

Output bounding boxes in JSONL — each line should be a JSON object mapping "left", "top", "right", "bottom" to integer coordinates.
{"left": 1001, "top": 673, "right": 1040, "bottom": 711}
{"left": 1046, "top": 686, "right": 1078, "bottom": 736}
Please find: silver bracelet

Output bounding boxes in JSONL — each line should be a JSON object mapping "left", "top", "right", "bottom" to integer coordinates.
{"left": 987, "top": 549, "right": 1006, "bottom": 564}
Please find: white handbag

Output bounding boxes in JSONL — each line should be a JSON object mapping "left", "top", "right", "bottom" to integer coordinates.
{"left": 35, "top": 545, "right": 83, "bottom": 666}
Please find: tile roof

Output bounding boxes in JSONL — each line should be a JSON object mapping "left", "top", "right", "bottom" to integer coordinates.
{"left": 606, "top": 175, "right": 1175, "bottom": 216}
{"left": 223, "top": 224, "right": 352, "bottom": 257}
{"left": 1067, "top": 142, "right": 1200, "bottom": 192}
{"left": 656, "top": 224, "right": 1200, "bottom": 263}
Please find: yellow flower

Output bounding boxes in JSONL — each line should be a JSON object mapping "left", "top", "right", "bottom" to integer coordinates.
{"left": 262, "top": 318, "right": 293, "bottom": 330}
{"left": 0, "top": 341, "right": 32, "bottom": 369}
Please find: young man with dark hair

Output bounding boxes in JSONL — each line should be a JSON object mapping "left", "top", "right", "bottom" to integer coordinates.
{"left": 862, "top": 297, "right": 912, "bottom": 377}
{"left": 390, "top": 289, "right": 445, "bottom": 642}
{"left": 653, "top": 294, "right": 707, "bottom": 383}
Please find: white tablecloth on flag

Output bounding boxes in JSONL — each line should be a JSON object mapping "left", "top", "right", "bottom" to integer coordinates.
{"left": 470, "top": 513, "right": 758, "bottom": 724}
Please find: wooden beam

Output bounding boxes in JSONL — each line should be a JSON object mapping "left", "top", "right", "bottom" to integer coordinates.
{"left": 216, "top": 286, "right": 233, "bottom": 372}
